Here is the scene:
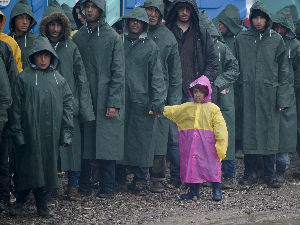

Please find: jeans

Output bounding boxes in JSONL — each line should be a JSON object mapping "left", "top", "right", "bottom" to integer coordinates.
{"left": 131, "top": 166, "right": 148, "bottom": 184}
{"left": 276, "top": 153, "right": 290, "bottom": 169}
{"left": 98, "top": 159, "right": 115, "bottom": 192}
{"left": 244, "top": 154, "right": 275, "bottom": 178}
{"left": 68, "top": 171, "right": 81, "bottom": 188}
{"left": 222, "top": 160, "right": 236, "bottom": 178}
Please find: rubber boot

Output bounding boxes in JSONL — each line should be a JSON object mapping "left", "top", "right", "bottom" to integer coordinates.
{"left": 212, "top": 182, "right": 222, "bottom": 202}
{"left": 180, "top": 183, "right": 199, "bottom": 200}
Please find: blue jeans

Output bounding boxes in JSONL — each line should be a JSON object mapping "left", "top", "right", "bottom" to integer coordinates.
{"left": 98, "top": 160, "right": 115, "bottom": 192}
{"left": 130, "top": 166, "right": 148, "bottom": 184}
{"left": 68, "top": 171, "right": 80, "bottom": 188}
{"left": 276, "top": 153, "right": 290, "bottom": 169}
{"left": 222, "top": 160, "right": 236, "bottom": 178}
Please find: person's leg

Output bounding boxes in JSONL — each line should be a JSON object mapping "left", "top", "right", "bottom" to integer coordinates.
{"left": 67, "top": 171, "right": 81, "bottom": 200}
{"left": 9, "top": 189, "right": 31, "bottom": 216}
{"left": 78, "top": 159, "right": 92, "bottom": 194}
{"left": 180, "top": 183, "right": 200, "bottom": 200}
{"left": 150, "top": 155, "right": 166, "bottom": 193}
{"left": 240, "top": 154, "right": 258, "bottom": 185}
{"left": 98, "top": 159, "right": 116, "bottom": 197}
{"left": 212, "top": 182, "right": 222, "bottom": 201}
{"left": 222, "top": 160, "right": 237, "bottom": 189}
{"left": 33, "top": 187, "right": 51, "bottom": 217}
{"left": 129, "top": 166, "right": 149, "bottom": 194}
{"left": 0, "top": 128, "right": 9, "bottom": 211}
{"left": 263, "top": 154, "right": 280, "bottom": 188}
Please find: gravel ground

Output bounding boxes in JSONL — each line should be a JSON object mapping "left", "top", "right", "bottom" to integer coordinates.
{"left": 1, "top": 153, "right": 300, "bottom": 225}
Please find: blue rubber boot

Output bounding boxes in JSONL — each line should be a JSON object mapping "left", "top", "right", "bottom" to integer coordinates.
{"left": 212, "top": 182, "right": 222, "bottom": 202}
{"left": 180, "top": 183, "right": 199, "bottom": 200}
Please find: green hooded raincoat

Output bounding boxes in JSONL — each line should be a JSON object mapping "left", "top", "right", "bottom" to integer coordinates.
{"left": 9, "top": 36, "right": 73, "bottom": 191}
{"left": 234, "top": 2, "right": 290, "bottom": 155}
{"left": 39, "top": 1, "right": 95, "bottom": 171}
{"left": 73, "top": 0, "right": 125, "bottom": 160}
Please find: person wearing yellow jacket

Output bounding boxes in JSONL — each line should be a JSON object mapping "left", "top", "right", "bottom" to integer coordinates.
{"left": 0, "top": 11, "right": 22, "bottom": 73}
{"left": 161, "top": 75, "right": 228, "bottom": 201}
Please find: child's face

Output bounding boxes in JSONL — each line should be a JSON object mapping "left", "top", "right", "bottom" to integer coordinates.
{"left": 34, "top": 51, "right": 51, "bottom": 70}
{"left": 193, "top": 87, "right": 206, "bottom": 103}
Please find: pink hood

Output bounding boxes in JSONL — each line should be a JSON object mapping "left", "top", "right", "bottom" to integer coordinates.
{"left": 188, "top": 75, "right": 212, "bottom": 103}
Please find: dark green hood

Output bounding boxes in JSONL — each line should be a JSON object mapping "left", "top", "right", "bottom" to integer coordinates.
{"left": 272, "top": 7, "right": 295, "bottom": 39}
{"left": 122, "top": 7, "right": 149, "bottom": 38}
{"left": 43, "top": 0, "right": 65, "bottom": 17}
{"left": 280, "top": 5, "right": 298, "bottom": 24}
{"left": 61, "top": 3, "right": 77, "bottom": 30}
{"left": 9, "top": 0, "right": 37, "bottom": 33}
{"left": 28, "top": 36, "right": 59, "bottom": 69}
{"left": 199, "top": 10, "right": 221, "bottom": 38}
{"left": 143, "top": 0, "right": 164, "bottom": 17}
{"left": 249, "top": 1, "right": 272, "bottom": 30}
{"left": 81, "top": 0, "right": 106, "bottom": 17}
{"left": 217, "top": 4, "right": 242, "bottom": 36}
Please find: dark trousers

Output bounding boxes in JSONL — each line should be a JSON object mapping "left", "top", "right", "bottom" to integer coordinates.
{"left": 244, "top": 154, "right": 275, "bottom": 178}
{"left": 98, "top": 159, "right": 115, "bottom": 192}
{"left": 222, "top": 160, "right": 236, "bottom": 178}
{"left": 116, "top": 165, "right": 148, "bottom": 184}
{"left": 0, "top": 127, "right": 9, "bottom": 203}
{"left": 150, "top": 155, "right": 166, "bottom": 180}
{"left": 79, "top": 159, "right": 92, "bottom": 190}
{"left": 16, "top": 187, "right": 49, "bottom": 208}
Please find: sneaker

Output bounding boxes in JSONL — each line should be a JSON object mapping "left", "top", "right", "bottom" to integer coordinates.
{"left": 150, "top": 181, "right": 164, "bottom": 193}
{"left": 9, "top": 202, "right": 23, "bottom": 216}
{"left": 222, "top": 177, "right": 237, "bottom": 190}
{"left": 67, "top": 187, "right": 80, "bottom": 201}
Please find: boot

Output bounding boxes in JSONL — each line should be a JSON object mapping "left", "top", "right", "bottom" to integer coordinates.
{"left": 34, "top": 188, "right": 52, "bottom": 217}
{"left": 212, "top": 182, "right": 222, "bottom": 202}
{"left": 150, "top": 178, "right": 165, "bottom": 193}
{"left": 180, "top": 183, "right": 199, "bottom": 200}
{"left": 67, "top": 187, "right": 81, "bottom": 201}
{"left": 276, "top": 163, "right": 286, "bottom": 183}
{"left": 9, "top": 202, "right": 24, "bottom": 216}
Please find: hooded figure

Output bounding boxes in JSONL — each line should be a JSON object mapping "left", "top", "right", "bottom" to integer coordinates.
{"left": 272, "top": 8, "right": 299, "bottom": 171}
{"left": 39, "top": 0, "right": 95, "bottom": 197}
{"left": 165, "top": 0, "right": 219, "bottom": 103}
{"left": 9, "top": 36, "right": 73, "bottom": 192}
{"left": 72, "top": 0, "right": 125, "bottom": 195}
{"left": 199, "top": 10, "right": 239, "bottom": 187}
{"left": 235, "top": 1, "right": 290, "bottom": 186}
{"left": 72, "top": 0, "right": 85, "bottom": 30}
{"left": 61, "top": 3, "right": 77, "bottom": 31}
{"left": 120, "top": 7, "right": 165, "bottom": 172}
{"left": 8, "top": 0, "right": 37, "bottom": 69}
{"left": 215, "top": 4, "right": 243, "bottom": 53}
{"left": 0, "top": 11, "right": 22, "bottom": 73}
{"left": 280, "top": 5, "right": 299, "bottom": 41}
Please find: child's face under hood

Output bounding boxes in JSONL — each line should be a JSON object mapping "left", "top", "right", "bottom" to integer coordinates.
{"left": 188, "top": 75, "right": 212, "bottom": 103}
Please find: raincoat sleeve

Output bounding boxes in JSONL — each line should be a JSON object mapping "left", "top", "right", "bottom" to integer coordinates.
{"left": 106, "top": 35, "right": 125, "bottom": 109}
{"left": 60, "top": 80, "right": 74, "bottom": 145}
{"left": 1, "top": 43, "right": 18, "bottom": 86}
{"left": 167, "top": 42, "right": 182, "bottom": 105}
{"left": 162, "top": 104, "right": 184, "bottom": 124}
{"left": 12, "top": 44, "right": 22, "bottom": 73}
{"left": 9, "top": 76, "right": 25, "bottom": 147}
{"left": 292, "top": 41, "right": 300, "bottom": 89}
{"left": 214, "top": 44, "right": 239, "bottom": 91}
{"left": 73, "top": 46, "right": 95, "bottom": 123}
{"left": 0, "top": 58, "right": 11, "bottom": 133}
{"left": 212, "top": 106, "right": 228, "bottom": 160}
{"left": 276, "top": 38, "right": 291, "bottom": 108}
{"left": 149, "top": 45, "right": 166, "bottom": 112}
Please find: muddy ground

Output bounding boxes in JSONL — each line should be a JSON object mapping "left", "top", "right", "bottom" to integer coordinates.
{"left": 1, "top": 153, "right": 300, "bottom": 225}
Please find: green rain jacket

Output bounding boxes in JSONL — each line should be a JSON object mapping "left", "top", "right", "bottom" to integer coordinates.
{"left": 8, "top": 0, "right": 37, "bottom": 69}
{"left": 272, "top": 8, "right": 299, "bottom": 153}
{"left": 9, "top": 36, "right": 73, "bottom": 191}
{"left": 143, "top": 0, "right": 182, "bottom": 155}
{"left": 121, "top": 7, "right": 165, "bottom": 167}
{"left": 39, "top": 1, "right": 95, "bottom": 171}
{"left": 73, "top": 0, "right": 125, "bottom": 160}
{"left": 234, "top": 1, "right": 290, "bottom": 155}
{"left": 199, "top": 10, "right": 239, "bottom": 160}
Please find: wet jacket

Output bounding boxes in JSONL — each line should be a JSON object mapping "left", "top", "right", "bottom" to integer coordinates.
{"left": 163, "top": 76, "right": 228, "bottom": 183}
{"left": 272, "top": 8, "right": 299, "bottom": 153}
{"left": 0, "top": 11, "right": 22, "bottom": 73}
{"left": 8, "top": 0, "right": 37, "bottom": 69}
{"left": 39, "top": 1, "right": 95, "bottom": 171}
{"left": 121, "top": 7, "right": 165, "bottom": 167}
{"left": 9, "top": 36, "right": 73, "bottom": 191}
{"left": 73, "top": 0, "right": 125, "bottom": 160}
{"left": 166, "top": 0, "right": 219, "bottom": 102}
{"left": 234, "top": 2, "right": 290, "bottom": 155}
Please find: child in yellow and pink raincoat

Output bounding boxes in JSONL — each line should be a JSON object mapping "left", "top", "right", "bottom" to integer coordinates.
{"left": 162, "top": 75, "right": 228, "bottom": 201}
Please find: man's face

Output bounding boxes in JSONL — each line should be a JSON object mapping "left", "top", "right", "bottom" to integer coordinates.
{"left": 193, "top": 87, "right": 206, "bottom": 103}
{"left": 34, "top": 51, "right": 51, "bottom": 70}
{"left": 14, "top": 14, "right": 31, "bottom": 33}
{"left": 274, "top": 24, "right": 287, "bottom": 37}
{"left": 128, "top": 19, "right": 144, "bottom": 35}
{"left": 48, "top": 21, "right": 63, "bottom": 40}
{"left": 76, "top": 7, "right": 86, "bottom": 25}
{"left": 145, "top": 6, "right": 160, "bottom": 27}
{"left": 251, "top": 16, "right": 266, "bottom": 31}
{"left": 219, "top": 21, "right": 228, "bottom": 35}
{"left": 177, "top": 6, "right": 191, "bottom": 23}
{"left": 85, "top": 1, "right": 101, "bottom": 23}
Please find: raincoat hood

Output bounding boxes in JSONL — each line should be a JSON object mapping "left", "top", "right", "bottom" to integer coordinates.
{"left": 39, "top": 0, "right": 71, "bottom": 41}
{"left": 0, "top": 10, "right": 6, "bottom": 34}
{"left": 72, "top": 0, "right": 85, "bottom": 29}
{"left": 9, "top": 0, "right": 37, "bottom": 33}
{"left": 249, "top": 1, "right": 272, "bottom": 30}
{"left": 272, "top": 7, "right": 295, "bottom": 39}
{"left": 281, "top": 5, "right": 298, "bottom": 24}
{"left": 217, "top": 4, "right": 242, "bottom": 36}
{"left": 122, "top": 7, "right": 149, "bottom": 38}
{"left": 199, "top": 10, "right": 221, "bottom": 39}
{"left": 61, "top": 3, "right": 77, "bottom": 31}
{"left": 81, "top": 0, "right": 106, "bottom": 17}
{"left": 28, "top": 36, "right": 59, "bottom": 70}
{"left": 188, "top": 75, "right": 212, "bottom": 103}
{"left": 143, "top": 0, "right": 164, "bottom": 17}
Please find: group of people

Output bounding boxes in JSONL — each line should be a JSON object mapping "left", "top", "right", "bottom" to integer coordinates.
{"left": 0, "top": 0, "right": 299, "bottom": 218}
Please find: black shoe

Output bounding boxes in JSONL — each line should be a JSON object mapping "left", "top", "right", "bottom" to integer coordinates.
{"left": 180, "top": 191, "right": 198, "bottom": 200}
{"left": 128, "top": 181, "right": 148, "bottom": 196}
{"left": 9, "top": 202, "right": 24, "bottom": 216}
{"left": 265, "top": 177, "right": 280, "bottom": 188}
{"left": 37, "top": 205, "right": 52, "bottom": 217}
{"left": 169, "top": 179, "right": 182, "bottom": 188}
{"left": 212, "top": 182, "right": 222, "bottom": 202}
{"left": 0, "top": 200, "right": 7, "bottom": 212}
{"left": 97, "top": 189, "right": 113, "bottom": 198}
{"left": 239, "top": 173, "right": 258, "bottom": 186}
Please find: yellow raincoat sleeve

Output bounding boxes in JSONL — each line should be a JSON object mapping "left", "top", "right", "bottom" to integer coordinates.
{"left": 212, "top": 106, "right": 228, "bottom": 160}
{"left": 162, "top": 104, "right": 184, "bottom": 124}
